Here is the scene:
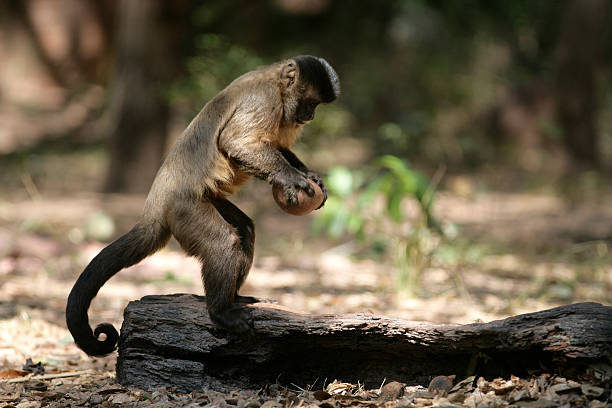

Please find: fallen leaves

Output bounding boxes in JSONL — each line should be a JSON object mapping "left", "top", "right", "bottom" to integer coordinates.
{"left": 581, "top": 384, "right": 605, "bottom": 398}
{"left": 0, "top": 371, "right": 609, "bottom": 408}
{"left": 477, "top": 376, "right": 516, "bottom": 395}
{"left": 379, "top": 381, "right": 405, "bottom": 400}
{"left": 428, "top": 375, "right": 455, "bottom": 396}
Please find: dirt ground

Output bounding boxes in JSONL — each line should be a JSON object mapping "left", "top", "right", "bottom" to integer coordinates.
{"left": 0, "top": 152, "right": 611, "bottom": 406}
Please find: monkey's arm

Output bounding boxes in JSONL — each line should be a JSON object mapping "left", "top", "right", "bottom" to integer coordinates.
{"left": 219, "top": 136, "right": 315, "bottom": 205}
{"left": 279, "top": 148, "right": 327, "bottom": 209}
{"left": 279, "top": 148, "right": 309, "bottom": 173}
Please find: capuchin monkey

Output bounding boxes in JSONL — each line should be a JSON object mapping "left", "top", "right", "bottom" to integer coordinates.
{"left": 66, "top": 56, "right": 340, "bottom": 356}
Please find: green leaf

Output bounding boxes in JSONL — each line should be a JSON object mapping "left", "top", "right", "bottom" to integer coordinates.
{"left": 378, "top": 155, "right": 410, "bottom": 174}
{"left": 326, "top": 166, "right": 354, "bottom": 197}
{"left": 357, "top": 176, "right": 385, "bottom": 208}
{"left": 386, "top": 186, "right": 404, "bottom": 223}
{"left": 413, "top": 172, "right": 431, "bottom": 202}
{"left": 347, "top": 214, "right": 364, "bottom": 235}
{"left": 376, "top": 173, "right": 395, "bottom": 196}
{"left": 378, "top": 155, "right": 419, "bottom": 194}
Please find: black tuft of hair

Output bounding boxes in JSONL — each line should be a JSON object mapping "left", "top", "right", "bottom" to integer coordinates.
{"left": 294, "top": 55, "right": 340, "bottom": 103}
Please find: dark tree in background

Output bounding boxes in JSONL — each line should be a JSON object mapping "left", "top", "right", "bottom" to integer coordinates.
{"left": 104, "top": 0, "right": 185, "bottom": 193}
{"left": 555, "top": 0, "right": 609, "bottom": 168}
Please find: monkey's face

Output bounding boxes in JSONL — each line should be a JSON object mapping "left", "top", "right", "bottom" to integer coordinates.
{"left": 281, "top": 85, "right": 320, "bottom": 127}
{"left": 294, "top": 98, "right": 319, "bottom": 125}
{"left": 280, "top": 56, "right": 340, "bottom": 127}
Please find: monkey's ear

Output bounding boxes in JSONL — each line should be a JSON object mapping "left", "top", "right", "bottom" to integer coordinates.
{"left": 280, "top": 60, "right": 297, "bottom": 90}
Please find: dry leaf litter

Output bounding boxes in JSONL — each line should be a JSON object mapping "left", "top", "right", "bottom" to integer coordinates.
{"left": 1, "top": 362, "right": 610, "bottom": 407}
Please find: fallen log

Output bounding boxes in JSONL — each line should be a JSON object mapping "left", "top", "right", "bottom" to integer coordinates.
{"left": 116, "top": 294, "right": 612, "bottom": 392}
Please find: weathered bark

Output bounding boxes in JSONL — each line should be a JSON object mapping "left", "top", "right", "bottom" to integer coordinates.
{"left": 116, "top": 294, "right": 612, "bottom": 392}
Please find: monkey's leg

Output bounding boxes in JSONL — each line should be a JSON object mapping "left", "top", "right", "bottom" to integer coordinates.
{"left": 209, "top": 197, "right": 254, "bottom": 295}
{"left": 211, "top": 200, "right": 277, "bottom": 305}
{"left": 170, "top": 198, "right": 254, "bottom": 333}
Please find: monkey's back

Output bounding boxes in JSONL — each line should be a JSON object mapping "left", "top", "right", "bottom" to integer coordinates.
{"left": 143, "top": 66, "right": 285, "bottom": 221}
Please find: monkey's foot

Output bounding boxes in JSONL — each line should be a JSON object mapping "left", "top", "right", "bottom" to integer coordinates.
{"left": 210, "top": 305, "right": 253, "bottom": 334}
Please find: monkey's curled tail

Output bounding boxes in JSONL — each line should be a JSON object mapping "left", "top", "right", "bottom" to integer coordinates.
{"left": 66, "top": 221, "right": 169, "bottom": 356}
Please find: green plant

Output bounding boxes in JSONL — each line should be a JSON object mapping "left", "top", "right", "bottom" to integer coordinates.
{"left": 314, "top": 155, "right": 444, "bottom": 295}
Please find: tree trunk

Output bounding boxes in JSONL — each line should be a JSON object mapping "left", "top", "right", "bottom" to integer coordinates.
{"left": 555, "top": 0, "right": 609, "bottom": 168}
{"left": 103, "top": 0, "right": 176, "bottom": 193}
{"left": 116, "top": 294, "right": 612, "bottom": 393}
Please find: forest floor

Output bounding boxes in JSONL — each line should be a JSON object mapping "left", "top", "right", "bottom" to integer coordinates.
{"left": 0, "top": 150, "right": 611, "bottom": 407}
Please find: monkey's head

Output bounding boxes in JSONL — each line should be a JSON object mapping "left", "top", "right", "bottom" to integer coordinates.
{"left": 280, "top": 55, "right": 340, "bottom": 126}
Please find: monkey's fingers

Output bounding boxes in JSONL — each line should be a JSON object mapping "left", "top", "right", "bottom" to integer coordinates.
{"left": 306, "top": 172, "right": 325, "bottom": 190}
{"left": 283, "top": 186, "right": 300, "bottom": 206}
{"left": 283, "top": 177, "right": 313, "bottom": 205}
{"left": 306, "top": 173, "right": 327, "bottom": 210}
{"left": 297, "top": 177, "right": 315, "bottom": 197}
{"left": 315, "top": 187, "right": 328, "bottom": 210}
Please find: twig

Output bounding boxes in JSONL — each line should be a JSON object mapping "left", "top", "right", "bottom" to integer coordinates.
{"left": 1, "top": 369, "right": 94, "bottom": 384}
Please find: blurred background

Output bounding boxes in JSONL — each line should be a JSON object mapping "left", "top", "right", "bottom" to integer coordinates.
{"left": 0, "top": 0, "right": 611, "bottom": 366}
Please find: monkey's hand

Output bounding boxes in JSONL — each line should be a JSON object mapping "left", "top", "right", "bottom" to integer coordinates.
{"left": 305, "top": 171, "right": 327, "bottom": 209}
{"left": 272, "top": 170, "right": 315, "bottom": 206}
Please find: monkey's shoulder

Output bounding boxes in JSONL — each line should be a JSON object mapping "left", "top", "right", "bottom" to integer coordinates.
{"left": 223, "top": 69, "right": 282, "bottom": 106}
